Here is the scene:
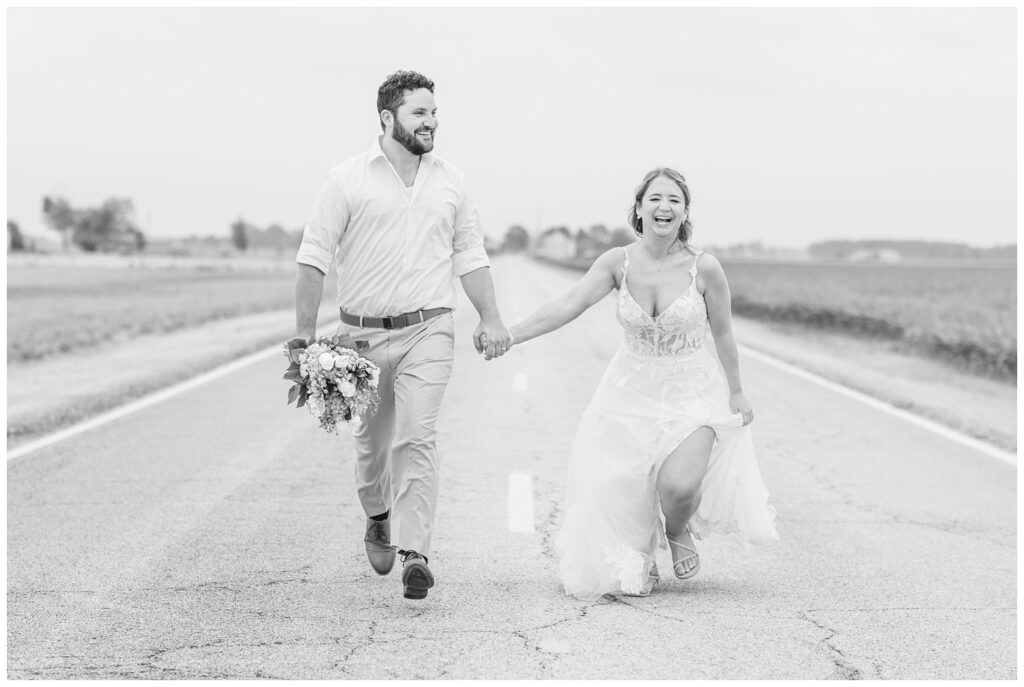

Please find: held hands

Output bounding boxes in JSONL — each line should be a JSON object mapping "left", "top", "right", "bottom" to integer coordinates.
{"left": 474, "top": 320, "right": 514, "bottom": 360}
{"left": 730, "top": 391, "right": 754, "bottom": 425}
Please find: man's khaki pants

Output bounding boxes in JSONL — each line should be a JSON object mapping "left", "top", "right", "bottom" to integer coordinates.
{"left": 336, "top": 312, "right": 455, "bottom": 558}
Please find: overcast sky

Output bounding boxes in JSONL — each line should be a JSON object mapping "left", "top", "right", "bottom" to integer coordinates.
{"left": 7, "top": 7, "right": 1016, "bottom": 248}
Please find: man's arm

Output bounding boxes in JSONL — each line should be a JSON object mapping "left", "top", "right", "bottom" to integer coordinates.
{"left": 459, "top": 266, "right": 512, "bottom": 360}
{"left": 293, "top": 170, "right": 348, "bottom": 344}
{"left": 449, "top": 176, "right": 510, "bottom": 360}
{"left": 295, "top": 263, "right": 326, "bottom": 342}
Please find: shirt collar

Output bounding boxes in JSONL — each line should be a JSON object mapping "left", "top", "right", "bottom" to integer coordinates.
{"left": 369, "top": 136, "right": 387, "bottom": 162}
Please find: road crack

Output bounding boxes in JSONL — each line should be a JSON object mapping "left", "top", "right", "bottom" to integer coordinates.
{"left": 797, "top": 611, "right": 874, "bottom": 680}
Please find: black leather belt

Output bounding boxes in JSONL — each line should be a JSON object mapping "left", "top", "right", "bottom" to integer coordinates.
{"left": 339, "top": 307, "right": 451, "bottom": 330}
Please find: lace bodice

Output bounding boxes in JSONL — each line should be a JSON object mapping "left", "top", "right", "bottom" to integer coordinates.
{"left": 616, "top": 247, "right": 709, "bottom": 358}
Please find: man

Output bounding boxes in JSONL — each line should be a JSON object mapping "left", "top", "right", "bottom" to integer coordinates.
{"left": 294, "top": 70, "right": 513, "bottom": 600}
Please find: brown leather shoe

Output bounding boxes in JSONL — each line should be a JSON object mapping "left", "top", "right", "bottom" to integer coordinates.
{"left": 364, "top": 518, "right": 396, "bottom": 575}
{"left": 400, "top": 550, "right": 434, "bottom": 600}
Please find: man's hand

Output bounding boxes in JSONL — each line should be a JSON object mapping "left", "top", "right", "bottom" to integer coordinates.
{"left": 287, "top": 332, "right": 354, "bottom": 354}
{"left": 474, "top": 319, "right": 513, "bottom": 360}
{"left": 459, "top": 267, "right": 512, "bottom": 361}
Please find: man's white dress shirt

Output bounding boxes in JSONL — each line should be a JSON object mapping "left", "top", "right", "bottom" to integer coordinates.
{"left": 296, "top": 137, "right": 491, "bottom": 317}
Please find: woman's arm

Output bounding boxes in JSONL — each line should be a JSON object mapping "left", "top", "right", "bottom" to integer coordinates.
{"left": 700, "top": 254, "right": 754, "bottom": 423}
{"left": 510, "top": 249, "right": 622, "bottom": 346}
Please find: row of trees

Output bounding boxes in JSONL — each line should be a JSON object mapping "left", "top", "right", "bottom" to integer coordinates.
{"left": 229, "top": 219, "right": 303, "bottom": 254}
{"left": 809, "top": 239, "right": 1016, "bottom": 262}
{"left": 12, "top": 207, "right": 631, "bottom": 258}
{"left": 531, "top": 224, "right": 635, "bottom": 259}
{"left": 485, "top": 223, "right": 637, "bottom": 259}
{"left": 40, "top": 196, "right": 146, "bottom": 253}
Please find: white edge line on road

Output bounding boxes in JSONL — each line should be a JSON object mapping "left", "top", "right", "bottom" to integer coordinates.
{"left": 738, "top": 344, "right": 1016, "bottom": 467}
{"left": 7, "top": 323, "right": 340, "bottom": 463}
{"left": 508, "top": 472, "right": 536, "bottom": 532}
{"left": 9, "top": 327, "right": 1013, "bottom": 467}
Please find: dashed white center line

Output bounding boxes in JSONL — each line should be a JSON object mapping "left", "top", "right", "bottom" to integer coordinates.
{"left": 508, "top": 472, "right": 535, "bottom": 532}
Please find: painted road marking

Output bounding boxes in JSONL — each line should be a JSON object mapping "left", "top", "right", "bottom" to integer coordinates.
{"left": 739, "top": 344, "right": 1016, "bottom": 467}
{"left": 514, "top": 373, "right": 529, "bottom": 392}
{"left": 508, "top": 472, "right": 536, "bottom": 532}
{"left": 7, "top": 323, "right": 341, "bottom": 462}
{"left": 8, "top": 328, "right": 1014, "bottom": 468}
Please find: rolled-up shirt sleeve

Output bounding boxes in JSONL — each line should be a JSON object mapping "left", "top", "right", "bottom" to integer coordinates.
{"left": 296, "top": 172, "right": 348, "bottom": 274}
{"left": 451, "top": 183, "right": 491, "bottom": 277}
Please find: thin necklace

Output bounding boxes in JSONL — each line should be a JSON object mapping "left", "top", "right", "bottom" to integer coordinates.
{"left": 642, "top": 242, "right": 688, "bottom": 271}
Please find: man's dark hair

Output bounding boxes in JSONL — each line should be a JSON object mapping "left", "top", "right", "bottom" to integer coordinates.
{"left": 377, "top": 70, "right": 435, "bottom": 131}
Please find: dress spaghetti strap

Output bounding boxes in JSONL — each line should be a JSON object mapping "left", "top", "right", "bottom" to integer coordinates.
{"left": 689, "top": 250, "right": 705, "bottom": 278}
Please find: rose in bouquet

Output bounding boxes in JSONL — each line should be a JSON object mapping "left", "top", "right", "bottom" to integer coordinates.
{"left": 282, "top": 336, "right": 381, "bottom": 434}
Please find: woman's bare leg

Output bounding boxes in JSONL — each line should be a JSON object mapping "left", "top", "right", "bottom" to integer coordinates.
{"left": 656, "top": 426, "right": 715, "bottom": 575}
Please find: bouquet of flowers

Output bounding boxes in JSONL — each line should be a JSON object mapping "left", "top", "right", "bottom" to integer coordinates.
{"left": 282, "top": 336, "right": 381, "bottom": 434}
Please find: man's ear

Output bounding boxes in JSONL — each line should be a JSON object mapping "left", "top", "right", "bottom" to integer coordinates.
{"left": 380, "top": 109, "right": 393, "bottom": 130}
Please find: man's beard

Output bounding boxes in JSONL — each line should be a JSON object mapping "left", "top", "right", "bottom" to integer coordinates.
{"left": 392, "top": 117, "right": 434, "bottom": 155}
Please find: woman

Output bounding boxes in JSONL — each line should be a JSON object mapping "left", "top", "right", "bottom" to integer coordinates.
{"left": 507, "top": 167, "right": 778, "bottom": 600}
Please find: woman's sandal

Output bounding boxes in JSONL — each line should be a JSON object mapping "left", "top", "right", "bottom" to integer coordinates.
{"left": 644, "top": 561, "right": 660, "bottom": 594}
{"left": 667, "top": 531, "right": 700, "bottom": 580}
{"left": 623, "top": 561, "right": 660, "bottom": 597}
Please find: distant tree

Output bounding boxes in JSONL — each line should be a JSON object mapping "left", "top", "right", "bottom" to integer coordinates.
{"left": 806, "top": 239, "right": 1012, "bottom": 261}
{"left": 128, "top": 226, "right": 147, "bottom": 252}
{"left": 484, "top": 234, "right": 503, "bottom": 256}
{"left": 231, "top": 218, "right": 248, "bottom": 252}
{"left": 502, "top": 224, "right": 530, "bottom": 253}
{"left": 976, "top": 244, "right": 1016, "bottom": 261}
{"left": 607, "top": 227, "right": 634, "bottom": 248}
{"left": 42, "top": 196, "right": 76, "bottom": 251}
{"left": 73, "top": 198, "right": 137, "bottom": 252}
{"left": 265, "top": 223, "right": 289, "bottom": 254}
{"left": 8, "top": 220, "right": 25, "bottom": 251}
{"left": 575, "top": 227, "right": 611, "bottom": 258}
{"left": 540, "top": 225, "right": 572, "bottom": 240}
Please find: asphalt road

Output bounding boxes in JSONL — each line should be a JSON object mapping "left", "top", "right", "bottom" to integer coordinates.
{"left": 7, "top": 255, "right": 1016, "bottom": 679}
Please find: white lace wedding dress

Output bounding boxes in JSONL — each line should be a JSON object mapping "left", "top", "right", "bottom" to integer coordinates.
{"left": 554, "top": 248, "right": 779, "bottom": 600}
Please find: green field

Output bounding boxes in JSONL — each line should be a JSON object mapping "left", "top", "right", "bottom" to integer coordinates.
{"left": 722, "top": 260, "right": 1015, "bottom": 379}
{"left": 534, "top": 254, "right": 1016, "bottom": 380}
{"left": 8, "top": 255, "right": 1016, "bottom": 382}
{"left": 7, "top": 262, "right": 333, "bottom": 363}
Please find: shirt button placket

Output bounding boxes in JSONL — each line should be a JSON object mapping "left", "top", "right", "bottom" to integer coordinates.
{"left": 400, "top": 191, "right": 412, "bottom": 303}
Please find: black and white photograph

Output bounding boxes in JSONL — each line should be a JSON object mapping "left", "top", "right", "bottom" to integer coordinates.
{"left": 6, "top": 4, "right": 1017, "bottom": 680}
